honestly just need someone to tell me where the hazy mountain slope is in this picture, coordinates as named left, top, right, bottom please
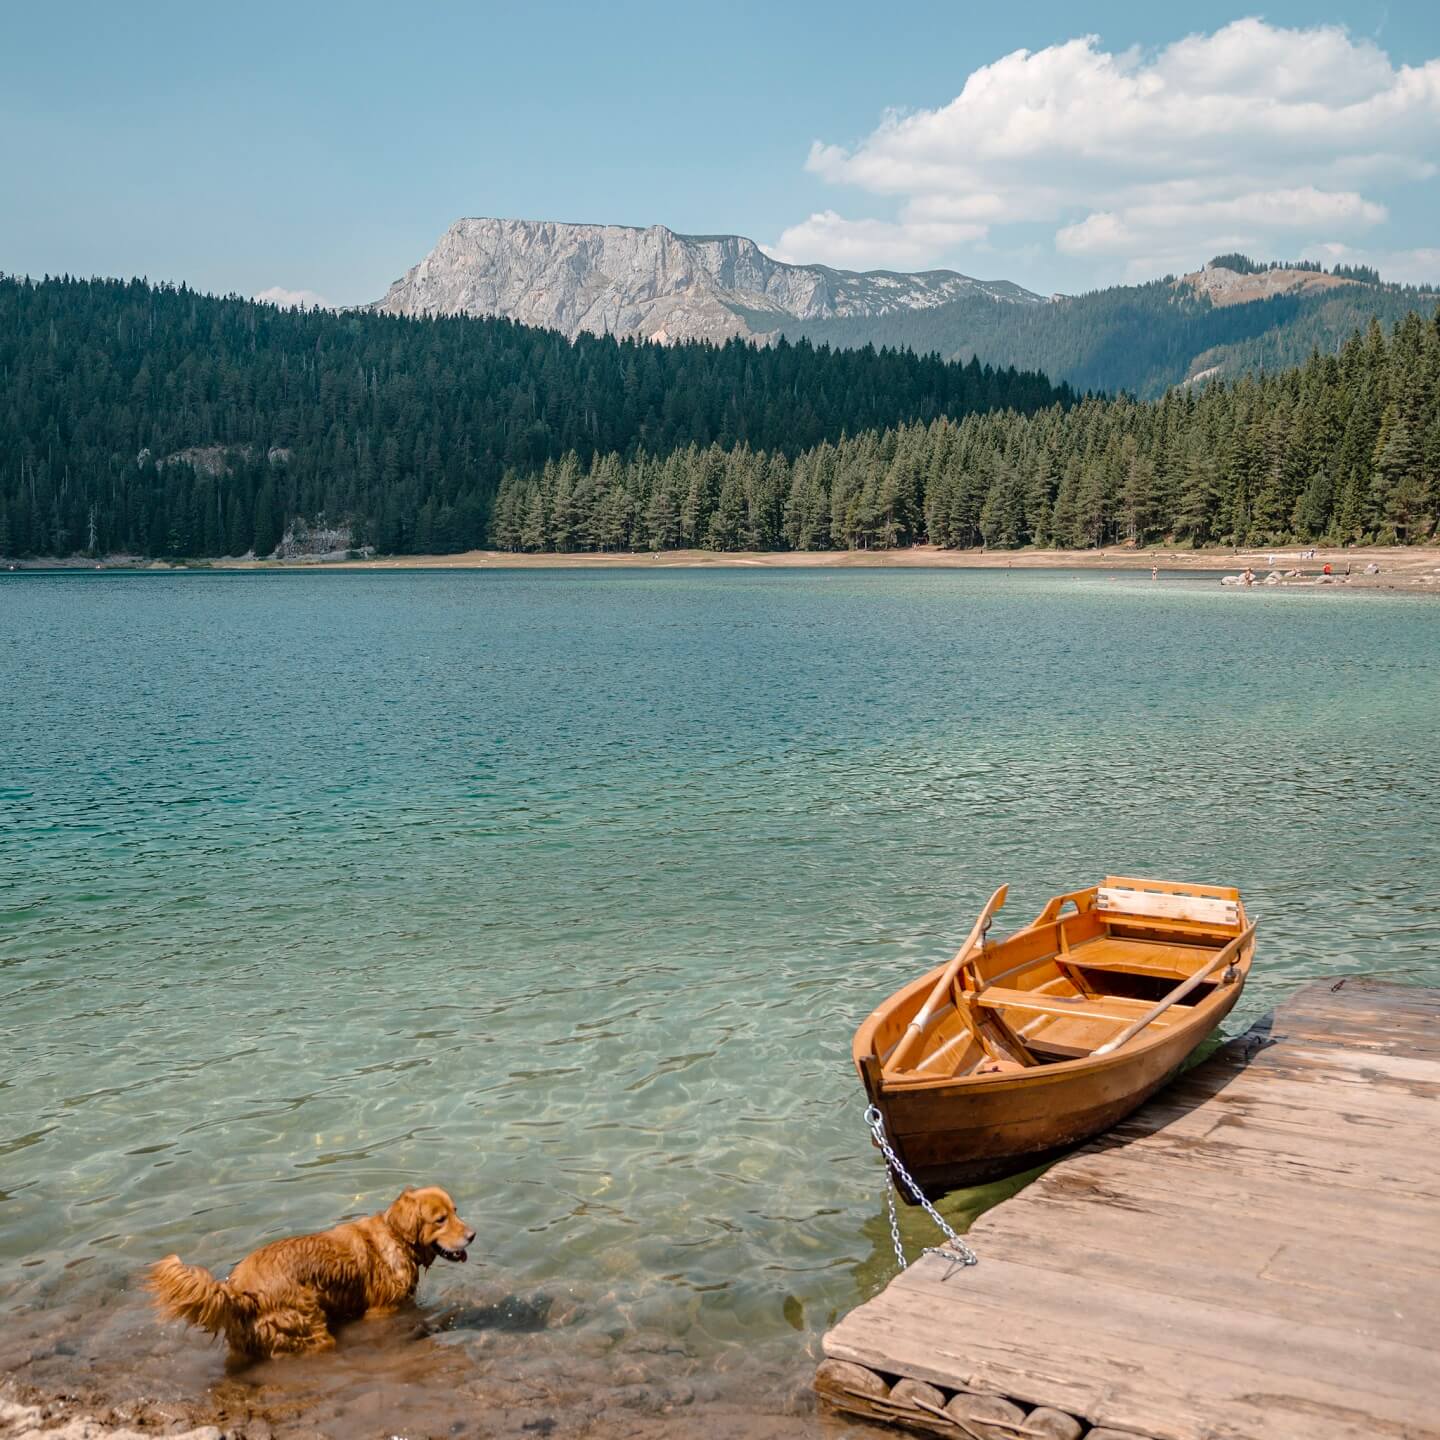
left=369, top=218, right=1042, bottom=344
left=1183, top=287, right=1440, bottom=385
left=373, top=223, right=1438, bottom=398
left=759, top=271, right=1440, bottom=397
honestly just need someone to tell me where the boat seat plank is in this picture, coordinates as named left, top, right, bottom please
left=975, top=986, right=1185, bottom=1027
left=1097, top=884, right=1239, bottom=927
left=1102, top=914, right=1241, bottom=943
left=1066, top=934, right=1224, bottom=981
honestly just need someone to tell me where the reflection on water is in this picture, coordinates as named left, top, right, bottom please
left=1, top=568, right=1437, bottom=1429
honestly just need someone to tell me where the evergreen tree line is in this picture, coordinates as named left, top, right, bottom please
left=1205, top=255, right=1381, bottom=285
left=0, top=275, right=1070, bottom=558
left=491, top=310, right=1440, bottom=553
left=1208, top=253, right=1321, bottom=275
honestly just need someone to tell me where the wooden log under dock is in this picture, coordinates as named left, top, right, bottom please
left=817, top=978, right=1440, bottom=1440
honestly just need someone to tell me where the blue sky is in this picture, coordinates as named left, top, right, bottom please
left=3, top=0, right=1438, bottom=303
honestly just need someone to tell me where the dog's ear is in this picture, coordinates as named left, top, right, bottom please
left=386, top=1188, right=424, bottom=1244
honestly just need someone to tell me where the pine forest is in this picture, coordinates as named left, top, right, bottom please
left=2, top=274, right=1437, bottom=559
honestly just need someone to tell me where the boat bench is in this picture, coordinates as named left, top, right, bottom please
left=1064, top=935, right=1224, bottom=983
left=1096, top=884, right=1239, bottom=927
left=976, top=986, right=1185, bottom=1028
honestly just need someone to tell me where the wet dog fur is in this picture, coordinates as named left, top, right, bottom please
left=148, top=1185, right=475, bottom=1360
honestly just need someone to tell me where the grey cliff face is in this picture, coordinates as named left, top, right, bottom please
left=369, top=218, right=1041, bottom=343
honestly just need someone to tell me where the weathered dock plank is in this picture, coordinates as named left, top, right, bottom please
left=819, top=979, right=1440, bottom=1440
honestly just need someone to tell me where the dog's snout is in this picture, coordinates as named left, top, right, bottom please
left=464, top=1227, right=477, bottom=1245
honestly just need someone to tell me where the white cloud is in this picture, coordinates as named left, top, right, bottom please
left=768, top=210, right=984, bottom=269
left=1373, top=248, right=1440, bottom=286
left=778, top=19, right=1440, bottom=276
left=1302, top=241, right=1440, bottom=288
left=1056, top=189, right=1387, bottom=255
left=254, top=286, right=333, bottom=310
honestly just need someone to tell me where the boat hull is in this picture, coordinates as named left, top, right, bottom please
left=864, top=977, right=1243, bottom=1198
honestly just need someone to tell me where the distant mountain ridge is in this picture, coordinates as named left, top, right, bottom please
left=369, top=218, right=1042, bottom=345
left=757, top=262, right=1440, bottom=398
left=371, top=219, right=1439, bottom=399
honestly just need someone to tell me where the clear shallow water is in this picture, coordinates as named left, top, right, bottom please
left=2, top=569, right=1438, bottom=1425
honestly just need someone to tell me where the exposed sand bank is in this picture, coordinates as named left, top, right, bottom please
left=239, top=543, right=1440, bottom=592
left=0, top=1380, right=830, bottom=1440
left=18, top=544, right=1437, bottom=591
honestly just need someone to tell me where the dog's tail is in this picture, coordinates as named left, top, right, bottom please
left=147, top=1255, right=258, bottom=1339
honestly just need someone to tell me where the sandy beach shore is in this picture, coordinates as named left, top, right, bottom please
left=0, top=1267, right=844, bottom=1440
left=310, top=542, right=1440, bottom=582
left=324, top=541, right=1440, bottom=590
left=0, top=1380, right=831, bottom=1440
left=252, top=543, right=1440, bottom=594
left=18, top=543, right=1440, bottom=591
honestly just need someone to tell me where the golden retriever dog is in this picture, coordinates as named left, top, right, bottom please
left=148, top=1185, right=475, bottom=1360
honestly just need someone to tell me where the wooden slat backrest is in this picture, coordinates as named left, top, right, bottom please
left=1096, top=884, right=1239, bottom=928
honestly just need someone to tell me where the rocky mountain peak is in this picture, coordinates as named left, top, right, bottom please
left=369, top=217, right=1042, bottom=344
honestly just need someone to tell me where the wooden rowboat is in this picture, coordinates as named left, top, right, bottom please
left=854, top=876, right=1256, bottom=1198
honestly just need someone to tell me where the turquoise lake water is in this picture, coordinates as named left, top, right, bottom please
left=2, top=568, right=1437, bottom=1424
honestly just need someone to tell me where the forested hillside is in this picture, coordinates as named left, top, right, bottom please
left=5, top=275, right=1435, bottom=560
left=491, top=310, right=1440, bottom=552
left=0, top=275, right=1068, bottom=558
left=758, top=279, right=1439, bottom=399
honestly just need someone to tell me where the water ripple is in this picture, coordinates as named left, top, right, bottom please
left=1, top=567, right=1437, bottom=1401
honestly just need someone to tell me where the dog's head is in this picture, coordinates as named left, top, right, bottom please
left=385, top=1186, right=476, bottom=1268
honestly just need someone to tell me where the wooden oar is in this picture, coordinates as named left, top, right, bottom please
left=888, top=885, right=1008, bottom=1074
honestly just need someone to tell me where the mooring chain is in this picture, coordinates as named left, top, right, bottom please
left=864, top=1105, right=978, bottom=1277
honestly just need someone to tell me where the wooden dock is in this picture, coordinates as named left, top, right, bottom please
left=817, top=979, right=1440, bottom=1440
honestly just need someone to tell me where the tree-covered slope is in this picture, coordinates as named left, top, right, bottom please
left=755, top=278, right=1440, bottom=399
left=0, top=275, right=1070, bottom=558
left=491, top=310, right=1440, bottom=553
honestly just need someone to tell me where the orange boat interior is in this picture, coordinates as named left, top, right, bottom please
left=871, top=878, right=1251, bottom=1082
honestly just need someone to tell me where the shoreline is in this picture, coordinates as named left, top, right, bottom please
left=9, top=543, right=1440, bottom=591
left=0, top=1379, right=825, bottom=1440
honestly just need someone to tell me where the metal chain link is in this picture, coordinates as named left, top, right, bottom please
left=882, top=1158, right=906, bottom=1272
left=865, top=1104, right=978, bottom=1276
